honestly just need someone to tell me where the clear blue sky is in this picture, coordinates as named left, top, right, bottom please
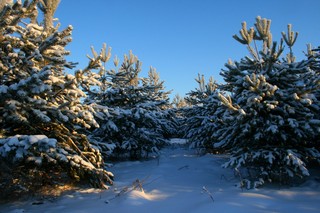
left=55, top=0, right=320, bottom=99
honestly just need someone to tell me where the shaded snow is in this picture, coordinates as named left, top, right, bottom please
left=1, top=143, right=320, bottom=213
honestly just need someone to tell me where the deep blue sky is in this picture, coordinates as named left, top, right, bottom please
left=55, top=0, right=320, bottom=98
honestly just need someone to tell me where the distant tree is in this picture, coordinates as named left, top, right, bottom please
left=172, top=94, right=187, bottom=108
left=0, top=0, right=113, bottom=198
left=215, top=17, right=320, bottom=188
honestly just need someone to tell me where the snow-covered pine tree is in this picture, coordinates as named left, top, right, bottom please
left=0, top=0, right=113, bottom=198
left=215, top=17, right=320, bottom=187
left=141, top=67, right=178, bottom=138
left=182, top=74, right=222, bottom=152
left=88, top=51, right=174, bottom=159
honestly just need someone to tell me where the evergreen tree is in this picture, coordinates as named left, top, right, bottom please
left=87, top=51, right=175, bottom=159
left=183, top=74, right=222, bottom=152
left=215, top=17, right=320, bottom=187
left=0, top=0, right=113, bottom=198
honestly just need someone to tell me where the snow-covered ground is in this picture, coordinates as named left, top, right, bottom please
left=1, top=139, right=320, bottom=213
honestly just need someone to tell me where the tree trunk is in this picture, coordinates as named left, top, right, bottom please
left=39, top=0, right=60, bottom=32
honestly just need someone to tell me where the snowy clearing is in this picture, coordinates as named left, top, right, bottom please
left=1, top=139, right=320, bottom=213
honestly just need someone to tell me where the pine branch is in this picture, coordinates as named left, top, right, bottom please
left=202, top=186, right=214, bottom=203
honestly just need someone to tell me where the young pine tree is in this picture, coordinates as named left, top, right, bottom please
left=87, top=51, right=174, bottom=159
left=0, top=0, right=113, bottom=198
left=183, top=74, right=222, bottom=152
left=215, top=17, right=320, bottom=187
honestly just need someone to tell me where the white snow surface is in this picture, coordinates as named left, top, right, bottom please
left=1, top=139, right=320, bottom=213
